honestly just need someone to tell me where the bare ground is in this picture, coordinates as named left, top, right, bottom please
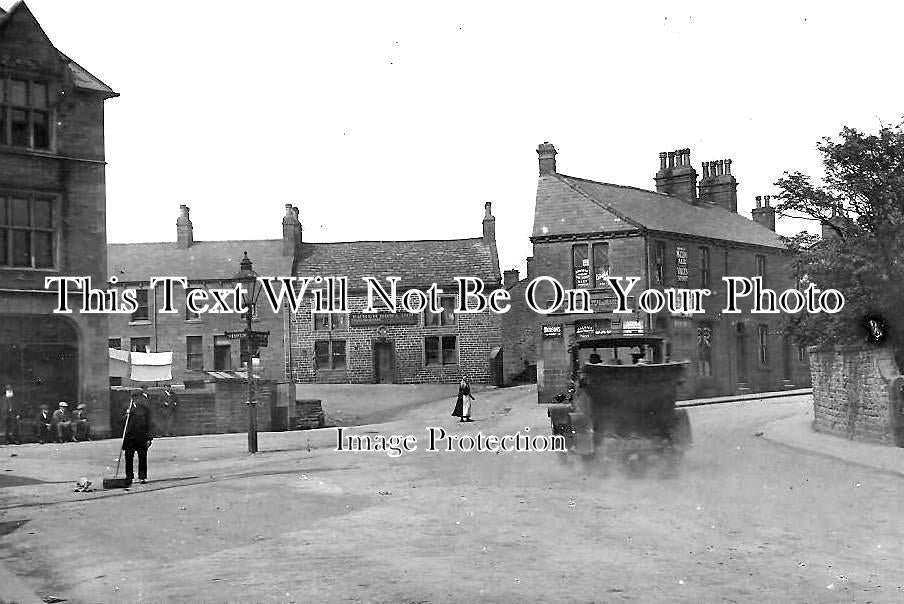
left=1, top=386, right=902, bottom=603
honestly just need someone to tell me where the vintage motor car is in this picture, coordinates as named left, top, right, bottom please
left=540, top=332, right=692, bottom=474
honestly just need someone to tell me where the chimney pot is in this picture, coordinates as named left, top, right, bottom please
left=176, top=204, right=193, bottom=248
left=503, top=269, right=520, bottom=289
left=537, top=142, right=557, bottom=175
left=752, top=194, right=776, bottom=231
left=482, top=202, right=499, bottom=282
left=667, top=151, right=675, bottom=168
left=659, top=152, right=667, bottom=171
left=698, top=158, right=739, bottom=212
left=283, top=203, right=302, bottom=255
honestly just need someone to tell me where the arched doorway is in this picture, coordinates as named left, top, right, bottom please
left=0, top=315, right=79, bottom=417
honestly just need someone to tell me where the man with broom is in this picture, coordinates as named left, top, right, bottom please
left=122, top=392, right=154, bottom=485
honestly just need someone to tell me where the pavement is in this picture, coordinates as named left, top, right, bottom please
left=761, top=402, right=904, bottom=477
left=1, top=386, right=902, bottom=603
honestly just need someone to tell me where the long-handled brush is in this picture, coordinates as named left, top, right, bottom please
left=103, top=404, right=132, bottom=489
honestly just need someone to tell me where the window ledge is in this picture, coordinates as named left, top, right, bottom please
left=128, top=320, right=152, bottom=326
left=0, top=266, right=59, bottom=272
left=0, top=146, right=106, bottom=164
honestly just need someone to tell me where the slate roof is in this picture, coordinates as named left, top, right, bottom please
left=0, top=2, right=117, bottom=97
left=294, top=238, right=500, bottom=288
left=58, top=51, right=117, bottom=96
left=533, top=173, right=786, bottom=249
left=108, top=240, right=292, bottom=283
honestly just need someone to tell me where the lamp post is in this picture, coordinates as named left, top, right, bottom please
left=233, top=251, right=260, bottom=454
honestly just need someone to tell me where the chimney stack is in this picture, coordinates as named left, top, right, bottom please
left=698, top=157, right=738, bottom=212
left=751, top=194, right=776, bottom=231
left=482, top=202, right=500, bottom=281
left=537, top=142, right=557, bottom=175
left=503, top=269, right=520, bottom=289
left=526, top=256, right=534, bottom=279
left=282, top=204, right=302, bottom=256
left=655, top=148, right=697, bottom=204
left=176, top=205, right=193, bottom=248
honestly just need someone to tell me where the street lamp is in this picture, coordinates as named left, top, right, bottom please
left=233, top=251, right=261, bottom=453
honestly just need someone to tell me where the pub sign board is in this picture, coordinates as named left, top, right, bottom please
left=541, top=324, right=563, bottom=338
left=348, top=312, right=419, bottom=327
left=574, top=319, right=615, bottom=339
left=574, top=321, right=595, bottom=339
left=676, top=246, right=689, bottom=283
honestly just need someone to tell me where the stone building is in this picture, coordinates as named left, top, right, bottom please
left=504, top=143, right=811, bottom=398
left=288, top=203, right=502, bottom=384
left=0, top=2, right=117, bottom=435
left=107, top=204, right=299, bottom=387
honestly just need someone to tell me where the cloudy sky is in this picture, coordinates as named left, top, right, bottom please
left=24, top=0, right=904, bottom=275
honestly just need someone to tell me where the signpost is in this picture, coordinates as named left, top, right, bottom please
left=225, top=330, right=270, bottom=364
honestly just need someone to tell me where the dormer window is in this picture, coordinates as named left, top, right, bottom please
left=0, top=77, right=51, bottom=150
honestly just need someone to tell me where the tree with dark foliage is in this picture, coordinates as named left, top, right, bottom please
left=775, top=123, right=904, bottom=367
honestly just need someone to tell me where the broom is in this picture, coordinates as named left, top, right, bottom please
left=103, top=402, right=133, bottom=489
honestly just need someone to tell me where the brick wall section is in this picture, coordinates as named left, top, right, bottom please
left=108, top=282, right=287, bottom=384
left=644, top=233, right=805, bottom=397
left=110, top=382, right=274, bottom=437
left=810, top=346, right=901, bottom=445
left=289, top=292, right=502, bottom=384
left=527, top=230, right=810, bottom=398
left=501, top=279, right=538, bottom=383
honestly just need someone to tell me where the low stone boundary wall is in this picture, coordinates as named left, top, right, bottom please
left=809, top=345, right=904, bottom=446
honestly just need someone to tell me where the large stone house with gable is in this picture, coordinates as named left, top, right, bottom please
left=0, top=2, right=117, bottom=436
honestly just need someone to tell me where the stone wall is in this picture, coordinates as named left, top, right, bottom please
left=288, top=293, right=502, bottom=384
left=110, top=382, right=276, bottom=437
left=809, top=345, right=904, bottom=446
left=500, top=279, right=539, bottom=384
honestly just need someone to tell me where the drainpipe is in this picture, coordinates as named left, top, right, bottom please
left=643, top=231, right=652, bottom=332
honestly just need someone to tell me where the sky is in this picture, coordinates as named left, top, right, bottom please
left=20, top=0, right=904, bottom=276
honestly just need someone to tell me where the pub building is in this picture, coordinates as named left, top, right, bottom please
left=522, top=143, right=810, bottom=398
left=288, top=203, right=503, bottom=385
left=0, top=4, right=117, bottom=436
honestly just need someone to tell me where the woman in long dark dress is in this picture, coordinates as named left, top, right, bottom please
left=451, top=377, right=475, bottom=422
